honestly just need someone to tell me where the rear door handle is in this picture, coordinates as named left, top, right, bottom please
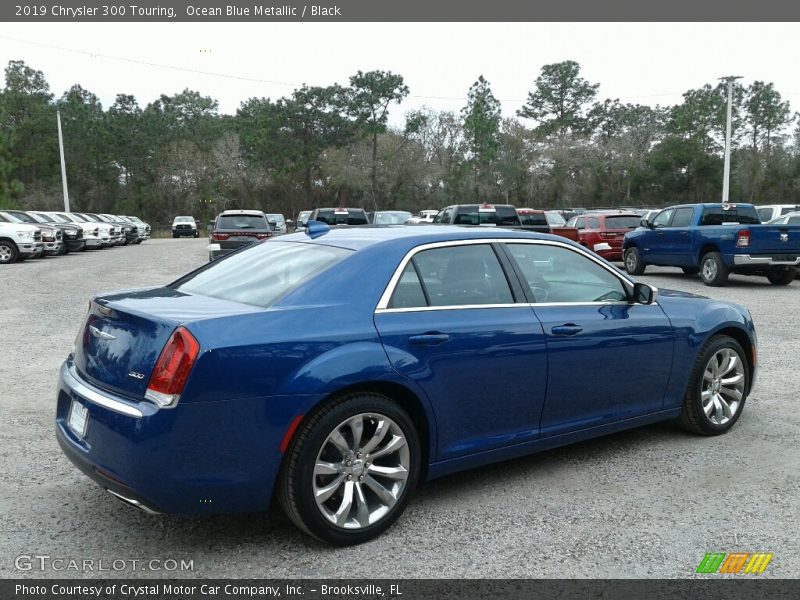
left=551, top=324, right=583, bottom=336
left=408, top=332, right=451, bottom=345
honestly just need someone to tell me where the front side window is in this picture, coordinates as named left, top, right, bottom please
left=391, top=244, right=514, bottom=308
left=506, top=243, right=629, bottom=303
left=653, top=209, right=675, bottom=228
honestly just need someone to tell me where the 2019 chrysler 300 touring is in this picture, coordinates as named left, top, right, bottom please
left=55, top=224, right=757, bottom=545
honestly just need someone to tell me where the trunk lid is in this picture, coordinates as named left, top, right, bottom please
left=74, top=287, right=262, bottom=398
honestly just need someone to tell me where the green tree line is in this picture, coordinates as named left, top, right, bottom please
left=1, top=58, right=799, bottom=225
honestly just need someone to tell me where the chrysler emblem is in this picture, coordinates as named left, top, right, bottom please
left=89, top=325, right=116, bottom=340
left=780, top=233, right=789, bottom=242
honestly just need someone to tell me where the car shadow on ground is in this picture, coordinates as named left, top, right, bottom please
left=74, top=420, right=689, bottom=552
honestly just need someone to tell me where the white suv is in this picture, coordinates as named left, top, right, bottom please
left=0, top=215, right=43, bottom=264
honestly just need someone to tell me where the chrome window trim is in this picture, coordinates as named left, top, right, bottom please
left=375, top=237, right=640, bottom=313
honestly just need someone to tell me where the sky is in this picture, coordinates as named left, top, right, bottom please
left=2, top=23, right=800, bottom=127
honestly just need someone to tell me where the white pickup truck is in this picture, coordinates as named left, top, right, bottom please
left=0, top=217, right=43, bottom=264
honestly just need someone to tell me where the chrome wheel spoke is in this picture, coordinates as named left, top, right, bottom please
left=333, top=481, right=355, bottom=526
left=721, top=373, right=744, bottom=387
left=353, top=483, right=371, bottom=527
left=363, top=474, right=396, bottom=505
left=719, top=385, right=742, bottom=402
left=314, top=460, right=341, bottom=476
left=703, top=397, right=714, bottom=417
left=315, top=474, right=345, bottom=503
left=369, top=464, right=408, bottom=481
left=328, top=429, right=351, bottom=457
left=369, top=434, right=406, bottom=460
left=360, top=418, right=389, bottom=454
left=348, top=416, right=364, bottom=451
left=717, top=394, right=733, bottom=419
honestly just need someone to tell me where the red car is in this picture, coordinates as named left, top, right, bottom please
left=566, top=211, right=642, bottom=261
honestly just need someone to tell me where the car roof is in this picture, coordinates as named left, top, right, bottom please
left=277, top=224, right=565, bottom=252
left=219, top=209, right=265, bottom=216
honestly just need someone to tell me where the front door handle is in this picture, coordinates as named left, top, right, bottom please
left=408, top=332, right=451, bottom=345
left=551, top=324, right=583, bottom=336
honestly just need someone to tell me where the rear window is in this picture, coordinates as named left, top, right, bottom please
left=701, top=206, right=760, bottom=226
left=314, top=209, right=368, bottom=226
left=604, top=215, right=642, bottom=229
left=374, top=211, right=412, bottom=225
left=173, top=242, right=350, bottom=308
left=518, top=212, right=548, bottom=226
left=545, top=212, right=566, bottom=226
left=453, top=206, right=521, bottom=226
left=217, top=215, right=269, bottom=230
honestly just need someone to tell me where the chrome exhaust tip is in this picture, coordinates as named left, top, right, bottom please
left=106, top=489, right=161, bottom=515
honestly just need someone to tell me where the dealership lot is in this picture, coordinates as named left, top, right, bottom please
left=1, top=238, right=798, bottom=578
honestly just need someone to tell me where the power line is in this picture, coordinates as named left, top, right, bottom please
left=0, top=35, right=745, bottom=105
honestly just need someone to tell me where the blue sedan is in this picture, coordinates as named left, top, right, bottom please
left=55, top=224, right=757, bottom=545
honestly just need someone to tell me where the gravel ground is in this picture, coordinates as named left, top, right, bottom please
left=1, top=239, right=798, bottom=579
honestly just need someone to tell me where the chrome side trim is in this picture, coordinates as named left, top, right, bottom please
left=375, top=237, right=637, bottom=312
left=106, top=489, right=160, bottom=514
left=733, top=254, right=800, bottom=266
left=62, top=364, right=143, bottom=418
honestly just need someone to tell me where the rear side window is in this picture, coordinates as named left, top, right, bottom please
left=757, top=208, right=772, bottom=222
left=400, top=244, right=514, bottom=307
left=586, top=217, right=600, bottom=229
left=669, top=207, right=695, bottom=228
left=701, top=206, right=760, bottom=226
left=388, top=263, right=428, bottom=309
left=173, top=242, right=350, bottom=308
left=781, top=206, right=800, bottom=216
left=217, top=215, right=269, bottom=230
left=519, top=212, right=548, bottom=226
left=604, top=215, right=642, bottom=229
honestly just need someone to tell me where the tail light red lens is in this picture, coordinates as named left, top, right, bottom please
left=212, top=232, right=230, bottom=241
left=256, top=233, right=271, bottom=239
left=736, top=230, right=751, bottom=247
left=145, top=327, right=200, bottom=408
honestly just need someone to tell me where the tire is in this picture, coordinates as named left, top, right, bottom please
left=700, top=252, right=729, bottom=286
left=679, top=335, right=749, bottom=435
left=278, top=392, right=421, bottom=546
left=194, top=231, right=199, bottom=238
left=0, top=240, right=19, bottom=264
left=682, top=267, right=700, bottom=275
left=766, top=268, right=797, bottom=286
left=624, top=247, right=646, bottom=275
left=57, top=243, right=67, bottom=256
left=172, top=232, right=178, bottom=238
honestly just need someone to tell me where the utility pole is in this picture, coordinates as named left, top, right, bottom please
left=57, top=110, right=70, bottom=212
left=720, top=76, right=742, bottom=206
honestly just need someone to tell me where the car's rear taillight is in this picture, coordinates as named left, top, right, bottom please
left=145, top=327, right=200, bottom=408
left=212, top=232, right=230, bottom=241
left=737, top=230, right=751, bottom=247
left=256, top=232, right=271, bottom=239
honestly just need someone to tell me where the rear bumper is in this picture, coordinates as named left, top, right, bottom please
left=55, top=358, right=284, bottom=516
left=733, top=254, right=800, bottom=267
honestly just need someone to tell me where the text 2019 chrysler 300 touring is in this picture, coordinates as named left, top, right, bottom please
left=56, top=224, right=756, bottom=545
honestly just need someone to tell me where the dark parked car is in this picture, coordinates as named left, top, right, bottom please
left=434, top=203, right=521, bottom=226
left=56, top=225, right=756, bottom=546
left=207, top=209, right=272, bottom=261
left=308, top=208, right=369, bottom=226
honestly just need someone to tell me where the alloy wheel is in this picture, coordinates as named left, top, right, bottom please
left=701, top=348, right=745, bottom=425
left=313, top=413, right=410, bottom=529
left=0, top=245, right=12, bottom=262
left=702, top=258, right=717, bottom=281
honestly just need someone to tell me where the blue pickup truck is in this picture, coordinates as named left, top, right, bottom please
left=623, top=203, right=800, bottom=286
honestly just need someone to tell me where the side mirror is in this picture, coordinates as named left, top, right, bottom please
left=640, top=218, right=652, bottom=229
left=632, top=282, right=657, bottom=305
